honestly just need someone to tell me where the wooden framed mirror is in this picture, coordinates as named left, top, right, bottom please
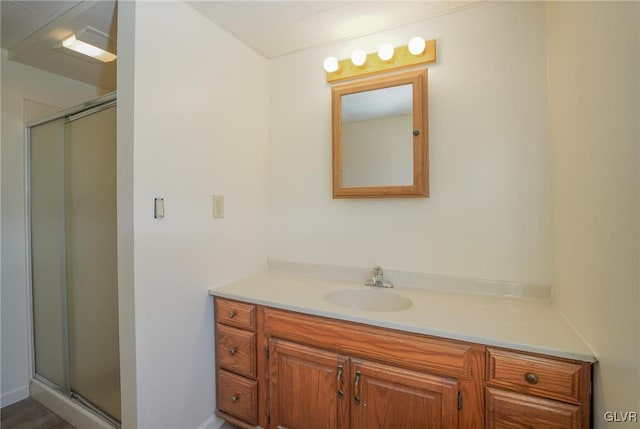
left=331, top=69, right=428, bottom=198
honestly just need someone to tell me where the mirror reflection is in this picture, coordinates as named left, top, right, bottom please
left=331, top=69, right=428, bottom=198
left=341, top=84, right=414, bottom=187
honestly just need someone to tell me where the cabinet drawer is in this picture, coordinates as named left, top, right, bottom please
left=215, top=298, right=256, bottom=330
left=217, top=370, right=258, bottom=425
left=217, top=324, right=256, bottom=377
left=487, top=348, right=586, bottom=403
left=486, top=387, right=580, bottom=429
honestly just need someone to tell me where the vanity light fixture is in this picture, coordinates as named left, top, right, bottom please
left=350, top=49, right=367, bottom=67
left=324, top=37, right=436, bottom=83
left=323, top=56, right=340, bottom=73
left=377, top=43, right=395, bottom=61
left=408, top=36, right=426, bottom=56
left=55, top=26, right=117, bottom=63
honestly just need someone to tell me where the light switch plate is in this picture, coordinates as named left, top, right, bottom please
left=212, top=195, right=224, bottom=219
left=154, top=197, right=164, bottom=219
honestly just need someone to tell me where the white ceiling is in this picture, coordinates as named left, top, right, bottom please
left=1, top=1, right=482, bottom=90
left=1, top=0, right=117, bottom=90
left=1, top=1, right=82, bottom=48
left=187, top=1, right=472, bottom=59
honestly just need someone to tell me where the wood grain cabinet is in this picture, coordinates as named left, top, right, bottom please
left=212, top=297, right=592, bottom=429
left=214, top=298, right=266, bottom=428
left=350, top=359, right=460, bottom=429
left=263, top=307, right=481, bottom=429
left=269, top=339, right=349, bottom=429
left=268, top=338, right=460, bottom=429
left=485, top=348, right=591, bottom=429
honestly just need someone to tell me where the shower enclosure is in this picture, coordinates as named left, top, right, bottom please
left=27, top=94, right=120, bottom=424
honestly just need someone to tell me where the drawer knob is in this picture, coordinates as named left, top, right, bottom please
left=228, top=348, right=237, bottom=356
left=228, top=310, right=236, bottom=318
left=230, top=394, right=239, bottom=403
left=524, top=372, right=539, bottom=384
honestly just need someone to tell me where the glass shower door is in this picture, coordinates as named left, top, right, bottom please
left=29, top=103, right=120, bottom=423
left=30, top=118, right=69, bottom=392
left=65, top=106, right=120, bottom=421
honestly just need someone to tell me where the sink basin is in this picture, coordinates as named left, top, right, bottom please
left=324, top=289, right=413, bottom=312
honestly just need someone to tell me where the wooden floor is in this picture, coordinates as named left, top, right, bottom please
left=1, top=398, right=76, bottom=429
left=1, top=398, right=239, bottom=429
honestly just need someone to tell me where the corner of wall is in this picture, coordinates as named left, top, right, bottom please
left=116, top=1, right=137, bottom=428
left=0, top=385, right=29, bottom=408
left=547, top=1, right=640, bottom=421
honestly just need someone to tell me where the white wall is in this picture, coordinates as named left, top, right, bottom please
left=126, top=2, right=268, bottom=427
left=547, top=2, right=640, bottom=427
left=0, top=49, right=105, bottom=407
left=269, top=2, right=551, bottom=286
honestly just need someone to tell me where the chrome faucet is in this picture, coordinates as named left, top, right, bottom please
left=365, top=266, right=393, bottom=288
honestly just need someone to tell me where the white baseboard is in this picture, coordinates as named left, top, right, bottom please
left=30, top=379, right=115, bottom=429
left=1, top=384, right=29, bottom=408
left=197, top=414, right=225, bottom=429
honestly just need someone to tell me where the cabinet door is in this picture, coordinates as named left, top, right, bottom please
left=269, top=338, right=349, bottom=429
left=486, top=388, right=581, bottom=429
left=351, top=359, right=459, bottom=429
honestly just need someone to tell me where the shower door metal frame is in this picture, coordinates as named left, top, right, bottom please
left=25, top=91, right=119, bottom=427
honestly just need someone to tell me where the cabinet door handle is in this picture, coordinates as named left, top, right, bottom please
left=337, top=364, right=344, bottom=399
left=228, top=348, right=237, bottom=356
left=354, top=371, right=361, bottom=405
left=228, top=310, right=236, bottom=318
left=230, top=394, right=239, bottom=403
left=524, top=372, right=539, bottom=384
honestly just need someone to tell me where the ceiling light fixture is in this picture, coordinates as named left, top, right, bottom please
left=324, top=37, right=436, bottom=83
left=61, top=35, right=116, bottom=62
left=55, top=26, right=117, bottom=63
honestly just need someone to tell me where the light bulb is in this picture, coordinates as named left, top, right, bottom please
left=377, top=43, right=394, bottom=61
left=350, top=49, right=366, bottom=67
left=323, top=56, right=339, bottom=73
left=408, top=36, right=426, bottom=55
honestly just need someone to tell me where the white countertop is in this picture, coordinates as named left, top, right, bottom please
left=209, top=271, right=596, bottom=363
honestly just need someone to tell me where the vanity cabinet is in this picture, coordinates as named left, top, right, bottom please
left=263, top=306, right=485, bottom=429
left=268, top=338, right=460, bottom=429
left=214, top=298, right=268, bottom=428
left=485, top=348, right=591, bottom=428
left=212, top=297, right=592, bottom=429
left=350, top=359, right=459, bottom=428
left=269, top=339, right=349, bottom=429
